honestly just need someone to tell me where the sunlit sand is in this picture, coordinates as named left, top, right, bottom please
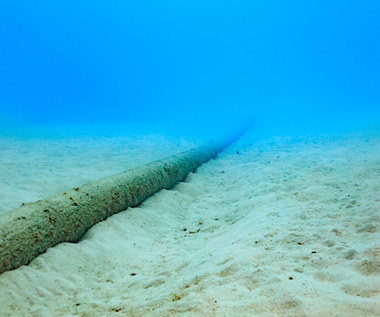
left=0, top=129, right=379, bottom=316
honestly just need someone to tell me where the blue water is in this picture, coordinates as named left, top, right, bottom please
left=0, top=0, right=379, bottom=138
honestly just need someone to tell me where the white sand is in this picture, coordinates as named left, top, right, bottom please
left=0, top=130, right=379, bottom=316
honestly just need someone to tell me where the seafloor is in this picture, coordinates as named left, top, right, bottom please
left=0, top=129, right=379, bottom=316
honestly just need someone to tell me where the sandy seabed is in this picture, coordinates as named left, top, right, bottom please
left=0, top=129, right=379, bottom=316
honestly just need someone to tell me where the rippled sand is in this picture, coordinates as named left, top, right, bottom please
left=0, top=129, right=379, bottom=316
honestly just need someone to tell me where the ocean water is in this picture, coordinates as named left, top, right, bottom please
left=1, top=0, right=379, bottom=136
left=0, top=1, right=380, bottom=316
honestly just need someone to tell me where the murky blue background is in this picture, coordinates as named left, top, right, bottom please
left=1, top=0, right=379, bottom=137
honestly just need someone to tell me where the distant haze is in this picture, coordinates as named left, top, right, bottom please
left=0, top=0, right=379, bottom=137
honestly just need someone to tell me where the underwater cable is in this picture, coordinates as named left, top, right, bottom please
left=0, top=127, right=249, bottom=274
